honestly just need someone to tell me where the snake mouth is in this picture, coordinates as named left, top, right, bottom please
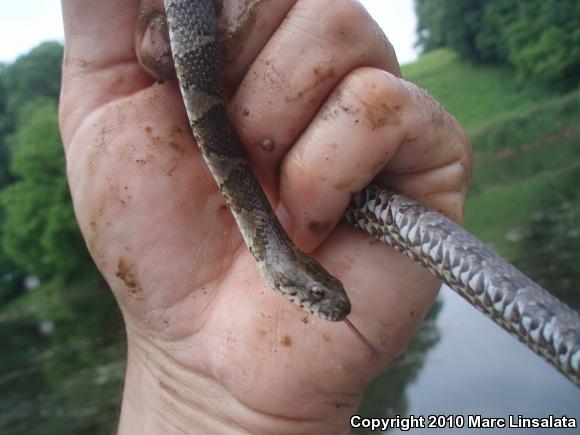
left=314, top=296, right=351, bottom=322
left=284, top=293, right=351, bottom=322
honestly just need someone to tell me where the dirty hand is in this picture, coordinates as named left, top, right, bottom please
left=59, top=0, right=471, bottom=433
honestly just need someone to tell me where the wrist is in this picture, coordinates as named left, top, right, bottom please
left=117, top=325, right=350, bottom=435
left=118, top=330, right=244, bottom=435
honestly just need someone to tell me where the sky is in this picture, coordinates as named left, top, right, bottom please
left=360, top=0, right=419, bottom=64
left=0, top=0, right=418, bottom=65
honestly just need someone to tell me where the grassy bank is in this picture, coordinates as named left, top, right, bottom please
left=402, top=49, right=580, bottom=260
left=402, top=49, right=558, bottom=132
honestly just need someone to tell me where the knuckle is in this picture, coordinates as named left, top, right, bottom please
left=326, top=0, right=372, bottom=39
left=347, top=67, right=403, bottom=99
left=335, top=68, right=406, bottom=130
left=296, top=0, right=374, bottom=47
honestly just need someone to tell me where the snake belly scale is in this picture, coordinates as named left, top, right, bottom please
left=163, top=0, right=580, bottom=386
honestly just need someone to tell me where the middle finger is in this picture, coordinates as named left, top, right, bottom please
left=228, top=0, right=401, bottom=191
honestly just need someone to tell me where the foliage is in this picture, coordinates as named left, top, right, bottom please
left=0, top=43, right=66, bottom=302
left=0, top=42, right=63, bottom=190
left=0, top=63, right=7, bottom=136
left=1, top=42, right=63, bottom=116
left=415, top=0, right=580, bottom=86
left=475, top=0, right=518, bottom=62
left=0, top=100, right=93, bottom=282
left=0, top=64, right=13, bottom=188
left=504, top=0, right=580, bottom=86
left=0, top=40, right=95, bottom=300
left=416, top=0, right=487, bottom=60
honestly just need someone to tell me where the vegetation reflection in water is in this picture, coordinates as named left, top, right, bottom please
left=0, top=283, right=124, bottom=434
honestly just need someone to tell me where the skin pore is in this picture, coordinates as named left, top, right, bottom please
left=59, top=0, right=472, bottom=434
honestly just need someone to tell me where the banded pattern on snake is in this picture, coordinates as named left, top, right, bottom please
left=163, top=0, right=580, bottom=386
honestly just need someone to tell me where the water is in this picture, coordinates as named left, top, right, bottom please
left=389, top=286, right=580, bottom=434
left=0, top=285, right=125, bottom=435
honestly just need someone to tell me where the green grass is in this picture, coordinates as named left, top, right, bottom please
left=471, top=131, right=580, bottom=195
left=402, top=49, right=558, bottom=132
left=462, top=88, right=580, bottom=250
left=464, top=162, right=580, bottom=257
left=471, top=89, right=580, bottom=158
left=468, top=89, right=580, bottom=197
left=402, top=48, right=580, bottom=264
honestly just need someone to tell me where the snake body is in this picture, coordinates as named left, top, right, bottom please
left=164, top=0, right=350, bottom=321
left=346, top=186, right=580, bottom=385
left=163, top=0, right=580, bottom=386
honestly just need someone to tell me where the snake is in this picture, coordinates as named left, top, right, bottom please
left=162, top=0, right=580, bottom=386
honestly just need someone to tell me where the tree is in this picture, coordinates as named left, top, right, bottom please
left=2, top=42, right=63, bottom=115
left=504, top=0, right=580, bottom=85
left=0, top=42, right=92, bottom=290
left=1, top=100, right=94, bottom=282
left=0, top=42, right=64, bottom=190
left=0, top=63, right=14, bottom=188
left=416, top=0, right=488, bottom=61
left=415, top=0, right=580, bottom=87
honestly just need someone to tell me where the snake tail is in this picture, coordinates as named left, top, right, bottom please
left=345, top=183, right=580, bottom=386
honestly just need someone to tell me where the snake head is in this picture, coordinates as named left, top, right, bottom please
left=267, top=248, right=352, bottom=321
left=303, top=280, right=351, bottom=321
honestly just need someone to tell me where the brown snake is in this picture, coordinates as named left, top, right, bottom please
left=163, top=0, right=580, bottom=386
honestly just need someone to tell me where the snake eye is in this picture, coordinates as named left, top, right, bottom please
left=310, top=284, right=326, bottom=301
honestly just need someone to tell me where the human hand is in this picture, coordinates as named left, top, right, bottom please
left=59, top=0, right=471, bottom=434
